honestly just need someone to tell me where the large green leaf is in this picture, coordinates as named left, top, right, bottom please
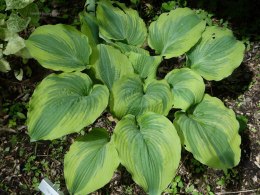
left=113, top=112, right=181, bottom=195
left=174, top=94, right=241, bottom=169
left=111, top=74, right=173, bottom=118
left=113, top=41, right=149, bottom=56
left=165, top=68, right=205, bottom=111
left=27, top=72, right=109, bottom=140
left=79, top=11, right=100, bottom=65
left=64, top=128, right=119, bottom=195
left=97, top=0, right=147, bottom=46
left=148, top=8, right=205, bottom=59
left=187, top=26, right=245, bottom=81
left=5, top=0, right=34, bottom=10
left=128, top=52, right=162, bottom=80
left=79, top=11, right=100, bottom=47
left=112, top=42, right=149, bottom=56
left=26, top=24, right=92, bottom=72
left=93, top=44, right=134, bottom=90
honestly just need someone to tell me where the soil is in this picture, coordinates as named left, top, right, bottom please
left=0, top=0, right=259, bottom=194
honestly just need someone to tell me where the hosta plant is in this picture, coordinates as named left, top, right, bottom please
left=25, top=0, right=244, bottom=194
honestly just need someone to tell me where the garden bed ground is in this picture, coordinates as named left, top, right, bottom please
left=0, top=0, right=259, bottom=194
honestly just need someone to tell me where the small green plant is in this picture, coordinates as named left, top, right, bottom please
left=165, top=175, right=184, bottom=194
left=216, top=168, right=239, bottom=187
left=2, top=101, right=27, bottom=128
left=25, top=0, right=245, bottom=194
left=0, top=0, right=40, bottom=78
left=161, top=0, right=187, bottom=11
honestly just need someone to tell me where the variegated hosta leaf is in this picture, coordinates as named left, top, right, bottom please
left=187, top=26, right=245, bottom=81
left=148, top=8, right=206, bottom=59
left=111, top=74, right=173, bottom=118
left=79, top=11, right=100, bottom=47
left=128, top=52, right=162, bottom=80
left=113, top=112, right=181, bottom=195
left=97, top=1, right=147, bottom=46
left=174, top=94, right=241, bottom=169
left=64, top=128, right=119, bottom=195
left=165, top=68, right=205, bottom=111
left=26, top=24, right=92, bottom=72
left=113, top=42, right=149, bottom=56
left=79, top=11, right=100, bottom=65
left=93, top=44, right=134, bottom=90
left=27, top=72, right=109, bottom=140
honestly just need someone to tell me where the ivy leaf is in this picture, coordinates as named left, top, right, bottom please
left=14, top=68, right=23, bottom=81
left=0, top=13, right=6, bottom=25
left=113, top=112, right=181, bottom=195
left=0, top=58, right=11, bottom=73
left=27, top=72, right=109, bottom=140
left=148, top=8, right=206, bottom=58
left=0, top=28, right=17, bottom=41
left=64, top=128, right=119, bottom=195
left=174, top=94, right=241, bottom=169
left=18, top=3, right=40, bottom=26
left=5, top=0, right=34, bottom=10
left=187, top=26, right=245, bottom=81
left=3, top=35, right=25, bottom=55
left=6, top=12, right=30, bottom=33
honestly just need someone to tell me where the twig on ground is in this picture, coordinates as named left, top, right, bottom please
left=176, top=153, right=190, bottom=174
left=216, top=188, right=260, bottom=194
left=0, top=127, right=17, bottom=133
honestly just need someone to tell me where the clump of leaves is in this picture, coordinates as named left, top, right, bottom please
left=161, top=0, right=187, bottom=11
left=0, top=0, right=40, bottom=79
left=25, top=0, right=245, bottom=194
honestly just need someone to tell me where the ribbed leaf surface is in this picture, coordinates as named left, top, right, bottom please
left=26, top=24, right=92, bottom=72
left=187, top=26, right=245, bottom=81
left=64, top=128, right=119, bottom=195
left=79, top=11, right=100, bottom=47
left=27, top=72, right=109, bottom=140
left=148, top=8, right=205, bottom=59
left=93, top=44, right=134, bottom=90
left=174, top=94, right=241, bottom=169
left=128, top=52, right=162, bottom=80
left=165, top=68, right=205, bottom=111
left=111, top=74, right=173, bottom=118
left=97, top=1, right=147, bottom=46
left=113, top=112, right=181, bottom=195
left=113, top=42, right=149, bottom=56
